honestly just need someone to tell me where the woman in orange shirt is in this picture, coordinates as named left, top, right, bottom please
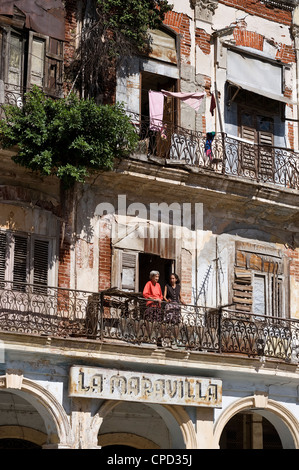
left=142, top=271, right=163, bottom=321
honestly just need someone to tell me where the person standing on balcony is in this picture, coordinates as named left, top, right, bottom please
left=163, top=273, right=184, bottom=324
left=143, top=271, right=163, bottom=322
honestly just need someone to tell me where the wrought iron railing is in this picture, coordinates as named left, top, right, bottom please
left=0, top=281, right=100, bottom=338
left=128, top=112, right=299, bottom=190
left=0, top=82, right=63, bottom=111
left=1, top=284, right=298, bottom=363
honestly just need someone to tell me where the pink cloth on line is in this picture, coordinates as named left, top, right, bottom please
left=149, top=90, right=164, bottom=130
left=161, top=90, right=206, bottom=112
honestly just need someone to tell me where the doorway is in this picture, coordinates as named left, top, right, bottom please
left=219, top=412, right=283, bottom=449
left=141, top=71, right=178, bottom=124
left=139, top=253, right=174, bottom=294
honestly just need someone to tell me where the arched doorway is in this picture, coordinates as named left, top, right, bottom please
left=214, top=395, right=299, bottom=449
left=0, top=438, right=41, bottom=449
left=219, top=411, right=282, bottom=449
left=93, top=400, right=197, bottom=449
left=0, top=374, right=73, bottom=448
left=0, top=391, right=47, bottom=448
left=97, top=401, right=182, bottom=449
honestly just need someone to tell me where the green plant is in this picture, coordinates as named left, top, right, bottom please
left=0, top=87, right=139, bottom=188
left=67, top=0, right=173, bottom=99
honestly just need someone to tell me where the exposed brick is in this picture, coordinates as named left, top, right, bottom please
left=218, top=0, right=292, bottom=25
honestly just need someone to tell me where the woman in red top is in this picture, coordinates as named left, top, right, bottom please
left=143, top=271, right=163, bottom=304
left=142, top=271, right=163, bottom=322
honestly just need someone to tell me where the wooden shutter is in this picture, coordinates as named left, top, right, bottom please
left=8, top=32, right=23, bottom=87
left=258, top=116, right=274, bottom=146
left=240, top=111, right=256, bottom=142
left=121, top=251, right=138, bottom=292
left=27, top=32, right=46, bottom=90
left=46, top=38, right=63, bottom=97
left=33, top=239, right=49, bottom=292
left=13, top=235, right=28, bottom=290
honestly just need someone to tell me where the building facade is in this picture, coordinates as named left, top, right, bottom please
left=0, top=0, right=298, bottom=449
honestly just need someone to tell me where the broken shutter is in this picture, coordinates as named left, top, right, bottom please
left=240, top=110, right=257, bottom=175
left=46, top=38, right=63, bottom=96
left=257, top=116, right=274, bottom=181
left=121, top=251, right=138, bottom=292
left=13, top=235, right=28, bottom=290
left=33, top=239, right=49, bottom=292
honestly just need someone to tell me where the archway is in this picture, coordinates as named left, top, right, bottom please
left=214, top=395, right=299, bottom=449
left=0, top=373, right=73, bottom=448
left=92, top=400, right=197, bottom=449
left=219, top=411, right=282, bottom=449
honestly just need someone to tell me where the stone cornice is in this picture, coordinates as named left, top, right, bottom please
left=1, top=331, right=298, bottom=381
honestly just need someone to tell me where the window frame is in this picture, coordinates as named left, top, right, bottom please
left=0, top=24, right=63, bottom=99
left=0, top=229, right=55, bottom=291
left=252, top=271, right=285, bottom=318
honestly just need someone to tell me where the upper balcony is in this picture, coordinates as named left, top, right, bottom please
left=1, top=282, right=298, bottom=364
left=1, top=83, right=298, bottom=192
left=129, top=112, right=299, bottom=191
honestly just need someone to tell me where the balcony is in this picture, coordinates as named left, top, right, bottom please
left=0, top=283, right=298, bottom=364
left=129, top=112, right=299, bottom=190
left=0, top=82, right=63, bottom=112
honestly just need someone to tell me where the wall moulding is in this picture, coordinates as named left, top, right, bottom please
left=191, top=0, right=219, bottom=23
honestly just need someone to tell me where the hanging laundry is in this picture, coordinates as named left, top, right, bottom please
left=210, top=93, right=216, bottom=116
left=205, top=132, right=216, bottom=161
left=148, top=90, right=164, bottom=131
left=161, top=90, right=206, bottom=112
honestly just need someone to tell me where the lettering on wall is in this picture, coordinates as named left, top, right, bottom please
left=69, top=366, right=222, bottom=408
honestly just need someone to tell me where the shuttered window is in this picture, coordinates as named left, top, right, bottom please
left=33, top=239, right=49, bottom=293
left=121, top=251, right=138, bottom=292
left=240, top=110, right=274, bottom=146
left=2, top=28, right=63, bottom=100
left=253, top=272, right=283, bottom=317
left=0, top=230, right=50, bottom=291
left=13, top=235, right=28, bottom=290
left=8, top=33, right=23, bottom=87
left=28, top=34, right=46, bottom=88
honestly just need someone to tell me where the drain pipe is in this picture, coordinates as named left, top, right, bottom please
left=291, top=5, right=299, bottom=150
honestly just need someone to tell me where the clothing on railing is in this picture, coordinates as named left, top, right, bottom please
left=149, top=90, right=206, bottom=131
left=149, top=90, right=165, bottom=131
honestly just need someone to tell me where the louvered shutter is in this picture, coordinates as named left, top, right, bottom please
left=33, top=239, right=49, bottom=293
left=13, top=235, right=28, bottom=291
left=121, top=251, right=138, bottom=292
left=27, top=32, right=46, bottom=90
left=0, top=232, right=6, bottom=285
left=258, top=116, right=274, bottom=180
left=240, top=111, right=257, bottom=174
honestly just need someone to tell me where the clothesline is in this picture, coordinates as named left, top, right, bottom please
left=148, top=89, right=216, bottom=131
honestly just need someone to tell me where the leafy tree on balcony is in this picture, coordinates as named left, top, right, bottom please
left=66, top=0, right=173, bottom=101
left=0, top=86, right=139, bottom=188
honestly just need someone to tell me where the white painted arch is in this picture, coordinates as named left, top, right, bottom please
left=91, top=400, right=198, bottom=449
left=0, top=373, right=73, bottom=448
left=214, top=394, right=299, bottom=449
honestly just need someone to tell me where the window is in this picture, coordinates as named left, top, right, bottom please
left=252, top=273, right=284, bottom=317
left=233, top=242, right=288, bottom=318
left=0, top=230, right=51, bottom=293
left=1, top=26, right=63, bottom=103
left=240, top=110, right=274, bottom=146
